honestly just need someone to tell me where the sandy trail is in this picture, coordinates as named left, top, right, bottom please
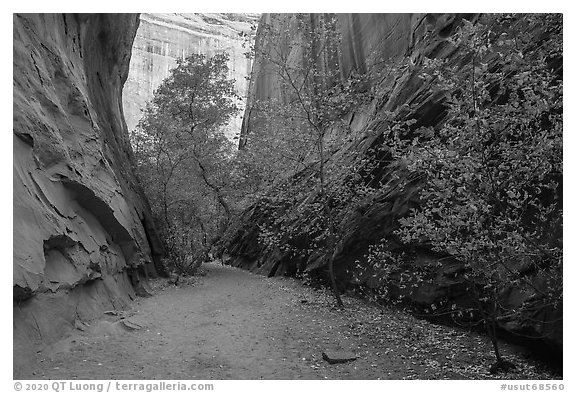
left=19, top=263, right=393, bottom=379
left=17, top=262, right=551, bottom=380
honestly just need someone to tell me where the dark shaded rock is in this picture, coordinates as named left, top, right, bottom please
left=120, top=318, right=142, bottom=331
left=129, top=269, right=153, bottom=297
left=74, top=319, right=89, bottom=331
left=322, top=351, right=358, bottom=364
left=13, top=285, right=34, bottom=301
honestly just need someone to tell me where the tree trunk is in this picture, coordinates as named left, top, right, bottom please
left=162, top=184, right=170, bottom=227
left=319, top=137, right=344, bottom=308
left=328, top=251, right=344, bottom=308
left=489, top=318, right=503, bottom=363
left=472, top=283, right=502, bottom=364
left=488, top=297, right=503, bottom=363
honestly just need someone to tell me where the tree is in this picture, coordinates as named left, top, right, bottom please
left=131, top=53, right=240, bottom=275
left=240, top=14, right=370, bottom=307
left=359, top=14, right=562, bottom=371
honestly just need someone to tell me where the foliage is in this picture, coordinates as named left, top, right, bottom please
left=153, top=53, right=239, bottom=132
left=131, top=53, right=240, bottom=274
left=358, top=13, right=562, bottom=366
left=127, top=12, right=562, bottom=372
left=239, top=13, right=372, bottom=306
left=162, top=222, right=204, bottom=276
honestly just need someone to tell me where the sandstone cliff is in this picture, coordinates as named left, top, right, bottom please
left=234, top=12, right=474, bottom=288
left=123, top=13, right=258, bottom=138
left=13, top=13, right=162, bottom=366
left=240, top=14, right=456, bottom=147
left=227, top=14, right=562, bottom=351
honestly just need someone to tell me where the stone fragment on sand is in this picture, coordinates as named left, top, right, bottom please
left=121, top=319, right=142, bottom=331
left=321, top=351, right=358, bottom=364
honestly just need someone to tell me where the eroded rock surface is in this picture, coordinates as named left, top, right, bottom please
left=13, top=13, right=163, bottom=368
left=231, top=12, right=472, bottom=298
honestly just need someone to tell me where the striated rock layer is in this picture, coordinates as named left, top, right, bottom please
left=13, top=14, right=163, bottom=368
left=122, top=13, right=258, bottom=138
left=227, top=14, right=562, bottom=352
left=240, top=13, right=452, bottom=147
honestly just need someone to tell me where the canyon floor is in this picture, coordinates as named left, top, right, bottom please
left=17, top=263, right=558, bottom=380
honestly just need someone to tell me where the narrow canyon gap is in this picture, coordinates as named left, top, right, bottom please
left=13, top=12, right=258, bottom=369
left=122, top=13, right=258, bottom=139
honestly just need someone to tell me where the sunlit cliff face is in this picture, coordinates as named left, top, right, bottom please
left=122, top=13, right=259, bottom=140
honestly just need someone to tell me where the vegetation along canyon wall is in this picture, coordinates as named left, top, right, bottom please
left=225, top=13, right=562, bottom=354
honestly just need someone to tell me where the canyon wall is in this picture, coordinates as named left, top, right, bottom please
left=240, top=14, right=454, bottom=147
left=13, top=13, right=162, bottom=368
left=234, top=12, right=472, bottom=284
left=227, top=14, right=562, bottom=351
left=123, top=13, right=258, bottom=139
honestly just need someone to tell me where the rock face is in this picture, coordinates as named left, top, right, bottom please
left=13, top=14, right=163, bottom=367
left=232, top=12, right=472, bottom=290
left=227, top=14, right=562, bottom=352
left=322, top=351, right=358, bottom=365
left=122, top=13, right=258, bottom=138
left=240, top=14, right=452, bottom=147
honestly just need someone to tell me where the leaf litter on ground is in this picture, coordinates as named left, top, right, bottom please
left=269, top=274, right=560, bottom=380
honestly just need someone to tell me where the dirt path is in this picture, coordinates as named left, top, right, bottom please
left=18, top=263, right=556, bottom=380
